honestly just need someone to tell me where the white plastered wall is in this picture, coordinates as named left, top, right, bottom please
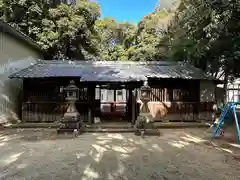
left=0, top=32, right=43, bottom=123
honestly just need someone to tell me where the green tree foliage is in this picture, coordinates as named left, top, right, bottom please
left=39, top=1, right=100, bottom=59
left=0, top=0, right=172, bottom=61
left=163, top=0, right=240, bottom=80
left=94, top=17, right=136, bottom=61
left=0, top=0, right=50, bottom=39
left=128, top=10, right=170, bottom=61
left=94, top=10, right=170, bottom=61
left=159, top=0, right=240, bottom=102
left=0, top=0, right=100, bottom=59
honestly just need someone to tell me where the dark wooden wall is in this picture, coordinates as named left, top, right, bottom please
left=22, top=78, right=92, bottom=122
left=21, top=78, right=214, bottom=123
left=144, top=78, right=213, bottom=121
left=147, top=78, right=199, bottom=102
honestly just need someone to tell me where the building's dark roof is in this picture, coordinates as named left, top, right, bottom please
left=0, top=21, right=43, bottom=53
left=9, top=60, right=218, bottom=82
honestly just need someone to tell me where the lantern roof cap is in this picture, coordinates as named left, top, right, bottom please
left=64, top=80, right=79, bottom=90
left=141, top=80, right=151, bottom=90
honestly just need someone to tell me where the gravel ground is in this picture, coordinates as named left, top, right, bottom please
left=0, top=128, right=239, bottom=180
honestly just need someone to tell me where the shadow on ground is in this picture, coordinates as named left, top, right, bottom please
left=0, top=128, right=239, bottom=180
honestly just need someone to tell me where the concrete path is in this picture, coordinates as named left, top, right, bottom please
left=0, top=128, right=239, bottom=180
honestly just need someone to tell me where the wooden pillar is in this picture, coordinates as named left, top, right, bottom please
left=164, top=88, right=167, bottom=101
left=131, top=89, right=136, bottom=125
left=128, top=88, right=132, bottom=121
left=114, top=89, right=116, bottom=101
left=195, top=80, right=200, bottom=120
left=88, top=84, right=95, bottom=125
left=128, top=88, right=137, bottom=125
left=22, top=79, right=27, bottom=122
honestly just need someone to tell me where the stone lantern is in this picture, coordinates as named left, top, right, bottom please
left=139, top=80, right=151, bottom=113
left=59, top=80, right=81, bottom=132
left=135, top=80, right=153, bottom=137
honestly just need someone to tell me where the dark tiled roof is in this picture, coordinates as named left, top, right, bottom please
left=9, top=60, right=217, bottom=82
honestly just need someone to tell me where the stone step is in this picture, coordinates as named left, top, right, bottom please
left=153, top=122, right=210, bottom=128
left=87, top=124, right=133, bottom=129
left=84, top=128, right=161, bottom=135
left=57, top=129, right=76, bottom=133
left=8, top=122, right=210, bottom=129
left=10, top=122, right=60, bottom=129
left=84, top=128, right=135, bottom=133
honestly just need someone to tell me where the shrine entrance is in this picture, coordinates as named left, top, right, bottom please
left=92, top=82, right=142, bottom=124
left=96, top=87, right=128, bottom=121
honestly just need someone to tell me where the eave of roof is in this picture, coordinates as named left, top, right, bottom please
left=9, top=60, right=220, bottom=83
left=0, top=21, right=44, bottom=54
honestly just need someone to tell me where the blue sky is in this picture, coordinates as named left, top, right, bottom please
left=97, top=0, right=158, bottom=23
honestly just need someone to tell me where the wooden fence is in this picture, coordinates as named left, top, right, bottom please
left=21, top=101, right=214, bottom=122
left=21, top=87, right=214, bottom=122
left=22, top=101, right=88, bottom=122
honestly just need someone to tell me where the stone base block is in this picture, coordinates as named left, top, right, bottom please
left=59, top=121, right=81, bottom=130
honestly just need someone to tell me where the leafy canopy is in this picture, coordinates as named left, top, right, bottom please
left=0, top=0, right=100, bottom=59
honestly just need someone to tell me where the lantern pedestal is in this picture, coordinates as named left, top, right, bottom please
left=60, top=98, right=81, bottom=130
left=58, top=81, right=82, bottom=134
